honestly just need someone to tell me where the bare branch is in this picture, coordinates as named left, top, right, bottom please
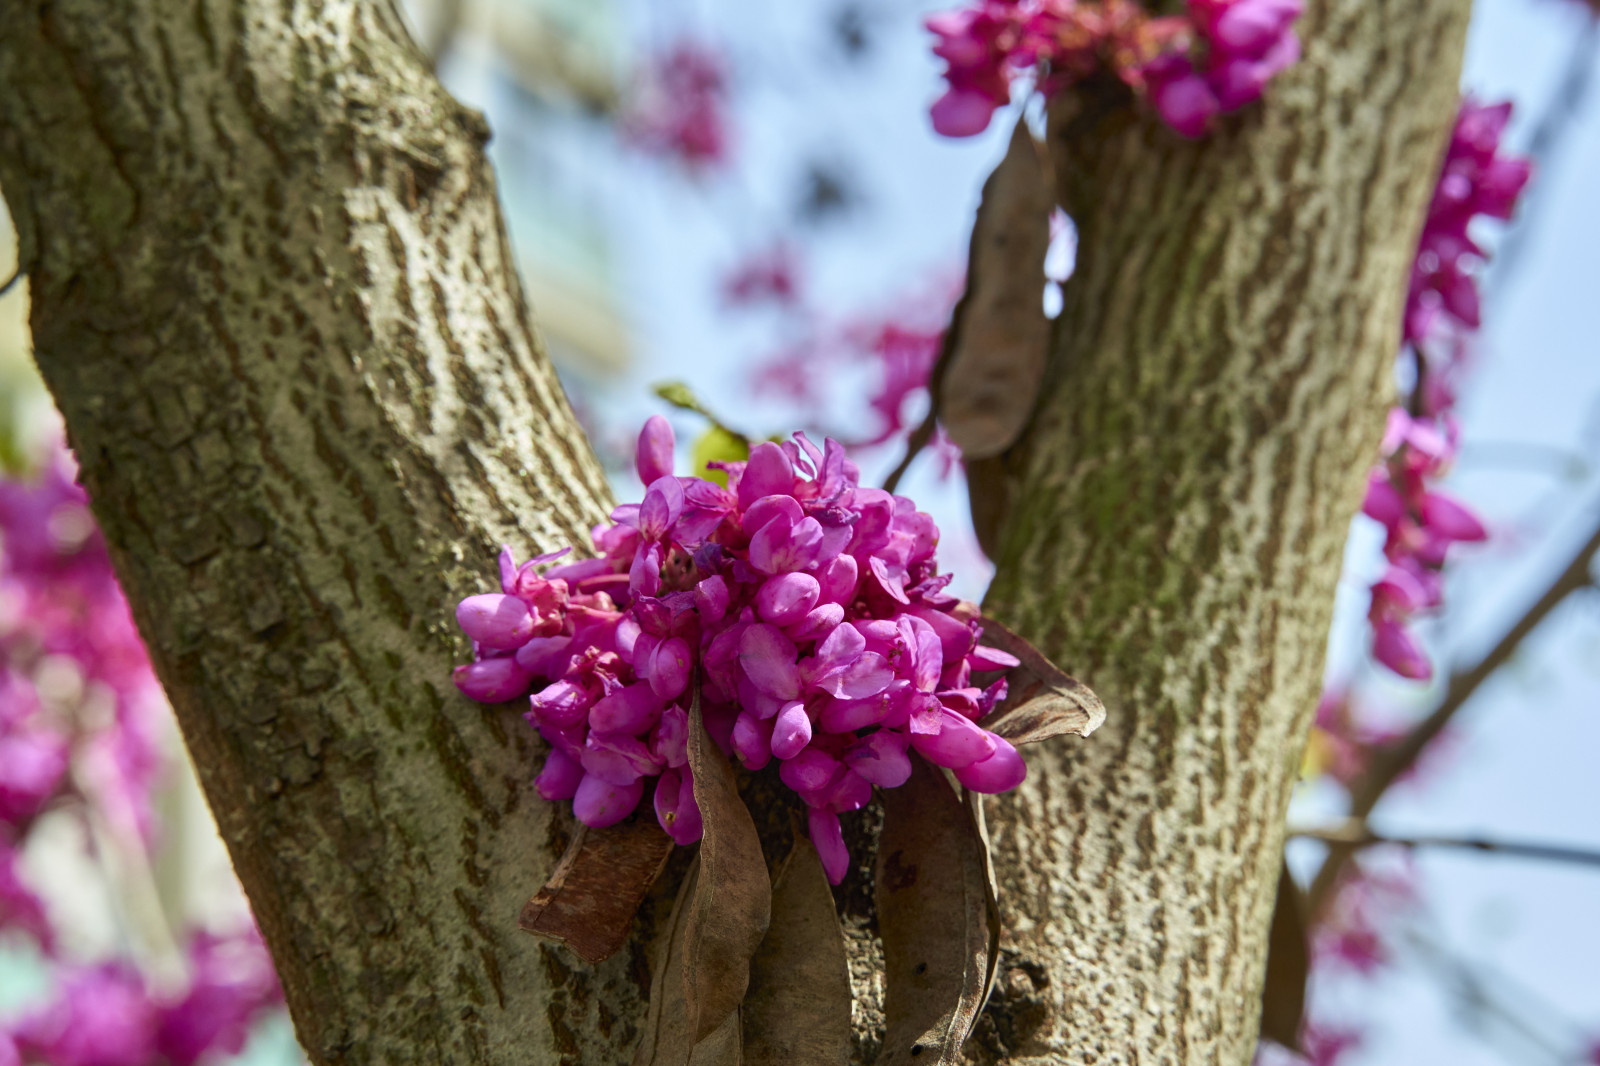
left=1291, top=819, right=1600, bottom=871
left=1307, top=514, right=1600, bottom=914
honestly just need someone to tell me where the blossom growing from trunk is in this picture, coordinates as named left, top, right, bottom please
left=453, top=419, right=1023, bottom=881
left=924, top=0, right=1304, bottom=140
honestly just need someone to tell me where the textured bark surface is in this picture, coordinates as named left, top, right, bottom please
left=976, top=1, right=1471, bottom=1063
left=0, top=2, right=629, bottom=1063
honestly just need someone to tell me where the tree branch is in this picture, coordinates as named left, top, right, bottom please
left=1308, top=514, right=1600, bottom=915
left=1291, top=819, right=1600, bottom=870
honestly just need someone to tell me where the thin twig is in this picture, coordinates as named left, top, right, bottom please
left=1290, top=819, right=1600, bottom=870
left=1402, top=926, right=1580, bottom=1066
left=1307, top=514, right=1600, bottom=915
left=881, top=407, right=937, bottom=494
left=0, top=268, right=24, bottom=300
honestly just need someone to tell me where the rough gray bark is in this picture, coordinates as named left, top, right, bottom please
left=0, top=2, right=624, bottom=1063
left=0, top=0, right=1472, bottom=1064
left=976, top=1, right=1471, bottom=1062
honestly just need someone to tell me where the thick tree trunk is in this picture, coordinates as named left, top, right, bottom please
left=977, top=2, right=1470, bottom=1063
left=0, top=0, right=1469, bottom=1064
left=0, top=3, right=623, bottom=1063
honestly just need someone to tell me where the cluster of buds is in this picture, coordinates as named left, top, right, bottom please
left=1403, top=99, right=1533, bottom=348
left=623, top=41, right=730, bottom=168
left=0, top=446, right=165, bottom=848
left=924, top=0, right=1303, bottom=139
left=1360, top=99, right=1531, bottom=681
left=1360, top=411, right=1487, bottom=679
left=453, top=417, right=1025, bottom=882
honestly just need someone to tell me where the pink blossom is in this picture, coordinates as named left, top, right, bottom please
left=155, top=930, right=283, bottom=1066
left=623, top=42, right=731, bottom=168
left=451, top=419, right=1026, bottom=881
left=925, top=0, right=1302, bottom=140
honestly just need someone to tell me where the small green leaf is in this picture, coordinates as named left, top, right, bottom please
left=692, top=427, right=749, bottom=488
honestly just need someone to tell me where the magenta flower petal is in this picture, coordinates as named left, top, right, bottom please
left=809, top=807, right=850, bottom=885
left=780, top=747, right=843, bottom=794
left=819, top=686, right=904, bottom=733
left=739, top=623, right=802, bottom=700
left=454, top=657, right=534, bottom=702
left=639, top=475, right=686, bottom=540
left=1421, top=491, right=1487, bottom=543
left=515, top=635, right=571, bottom=677
left=908, top=708, right=997, bottom=769
left=821, top=651, right=894, bottom=699
left=738, top=442, right=796, bottom=509
left=630, top=541, right=663, bottom=597
left=695, top=574, right=731, bottom=622
left=589, top=681, right=661, bottom=734
left=580, top=732, right=657, bottom=786
left=821, top=769, right=873, bottom=813
left=741, top=494, right=803, bottom=537
left=844, top=730, right=911, bottom=787
left=1361, top=470, right=1406, bottom=529
left=535, top=747, right=584, bottom=801
left=966, top=641, right=1019, bottom=673
left=649, top=636, right=693, bottom=701
left=636, top=414, right=675, bottom=486
left=930, top=87, right=1001, bottom=138
left=1152, top=70, right=1218, bottom=138
left=528, top=678, right=595, bottom=726
left=572, top=773, right=645, bottom=828
left=813, top=621, right=866, bottom=675
left=953, top=735, right=1026, bottom=793
left=732, top=710, right=774, bottom=770
left=456, top=593, right=535, bottom=651
left=1212, top=0, right=1303, bottom=56
left=653, top=704, right=689, bottom=769
left=817, top=553, right=859, bottom=605
left=1372, top=619, right=1433, bottom=680
left=788, top=603, right=844, bottom=644
left=909, top=605, right=975, bottom=662
left=770, top=701, right=813, bottom=760
left=756, top=572, right=821, bottom=626
left=655, top=768, right=704, bottom=846
left=1370, top=565, right=1428, bottom=617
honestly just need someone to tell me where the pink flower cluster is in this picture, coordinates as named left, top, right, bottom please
left=1139, top=0, right=1303, bottom=138
left=453, top=417, right=1024, bottom=882
left=1403, top=100, right=1533, bottom=348
left=1360, top=411, right=1487, bottom=680
left=924, top=0, right=1303, bottom=140
left=623, top=41, right=730, bottom=168
left=1, top=932, right=281, bottom=1066
left=1359, top=99, right=1530, bottom=681
left=1312, top=861, right=1417, bottom=976
left=0, top=445, right=165, bottom=844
